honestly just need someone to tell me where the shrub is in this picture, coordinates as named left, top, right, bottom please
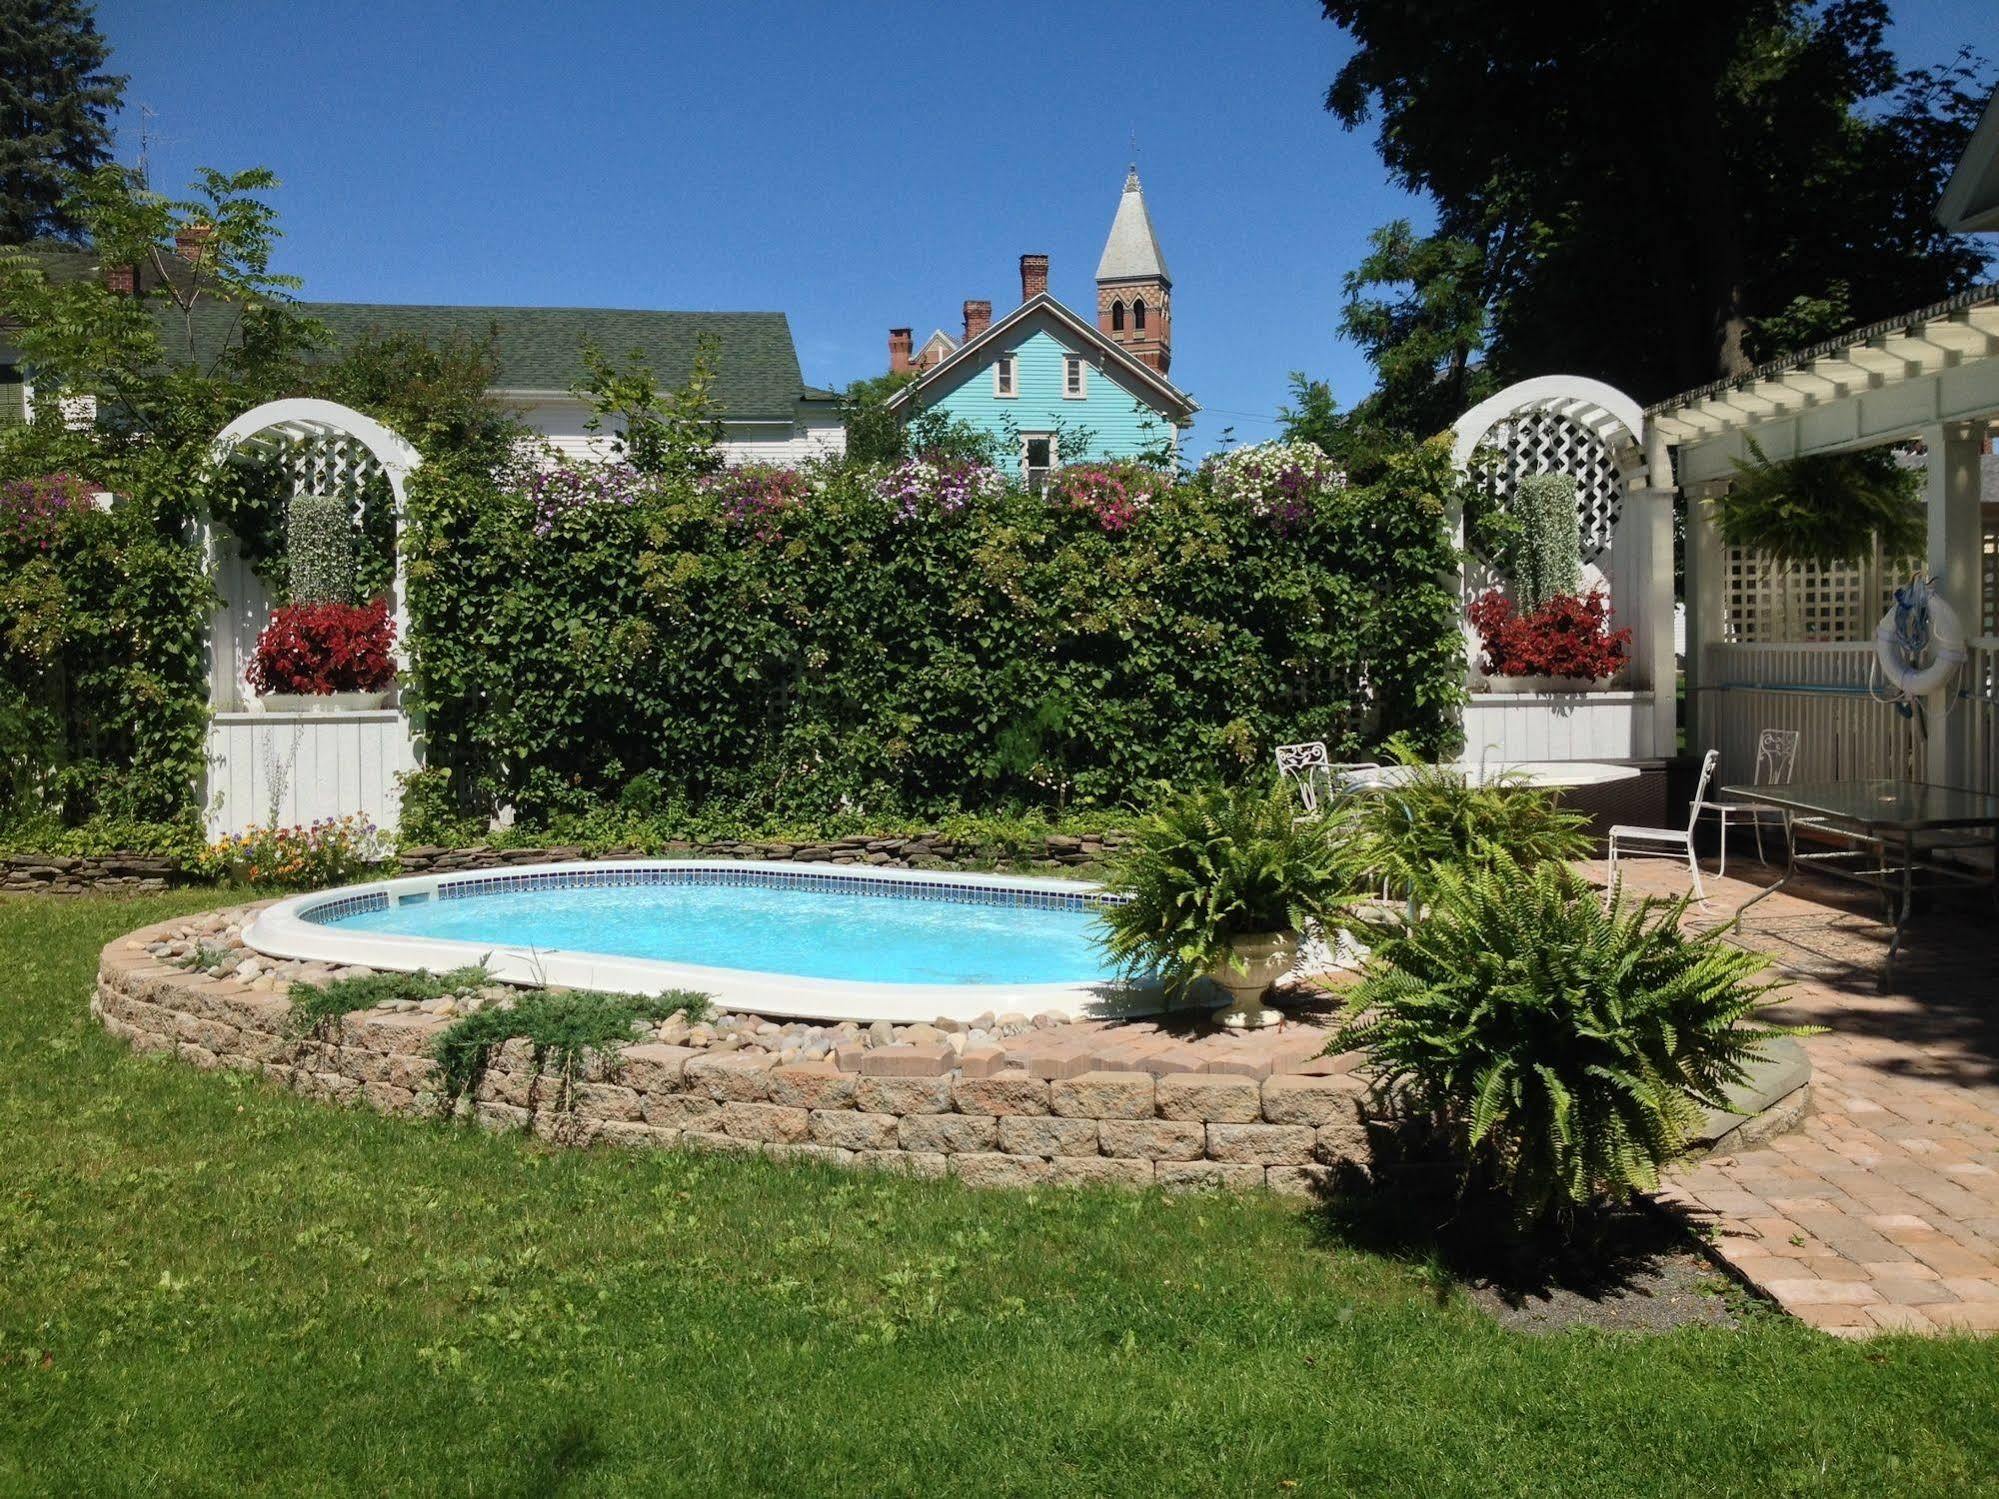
left=199, top=813, right=386, bottom=889
left=287, top=965, right=491, bottom=1037
left=1096, top=784, right=1356, bottom=998
left=1046, top=462, right=1166, bottom=533
left=246, top=598, right=397, bottom=695
left=702, top=462, right=812, bottom=540
left=1339, top=854, right=1803, bottom=1227
left=1468, top=587, right=1631, bottom=680
left=432, top=986, right=712, bottom=1108
left=1200, top=440, right=1347, bottom=532
left=1507, top=472, right=1581, bottom=608
left=1, top=472, right=96, bottom=553
left=1345, top=749, right=1591, bottom=905
left=874, top=455, right=1006, bottom=521
left=285, top=492, right=355, bottom=604
left=401, top=438, right=1465, bottom=824
left=521, top=459, right=647, bottom=537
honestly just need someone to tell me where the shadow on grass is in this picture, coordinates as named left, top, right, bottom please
left=1299, top=1168, right=1752, bottom=1333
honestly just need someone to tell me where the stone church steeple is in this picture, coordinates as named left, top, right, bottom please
left=1095, top=167, right=1172, bottom=374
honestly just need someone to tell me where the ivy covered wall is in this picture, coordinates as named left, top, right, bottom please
left=401, top=445, right=1466, bottom=826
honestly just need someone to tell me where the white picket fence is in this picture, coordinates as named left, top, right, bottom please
left=1699, top=640, right=1999, bottom=793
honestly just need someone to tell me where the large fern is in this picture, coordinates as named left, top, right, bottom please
left=1339, top=852, right=1810, bottom=1227
left=1095, top=784, right=1358, bottom=997
left=1346, top=746, right=1592, bottom=906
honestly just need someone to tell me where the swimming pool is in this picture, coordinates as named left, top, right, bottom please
left=243, top=861, right=1154, bottom=1024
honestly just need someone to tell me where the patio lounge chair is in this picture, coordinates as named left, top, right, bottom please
left=1607, top=748, right=1718, bottom=900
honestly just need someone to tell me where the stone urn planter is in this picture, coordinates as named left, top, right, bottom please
left=1207, top=931, right=1300, bottom=1030
left=257, top=690, right=389, bottom=714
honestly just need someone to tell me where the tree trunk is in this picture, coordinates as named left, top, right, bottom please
left=1669, top=11, right=1755, bottom=387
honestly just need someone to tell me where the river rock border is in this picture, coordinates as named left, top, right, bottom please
left=92, top=912, right=1382, bottom=1196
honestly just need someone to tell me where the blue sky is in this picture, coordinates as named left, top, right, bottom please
left=103, top=0, right=1991, bottom=458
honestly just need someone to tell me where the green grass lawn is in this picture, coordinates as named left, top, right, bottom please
left=3, top=893, right=1995, bottom=1497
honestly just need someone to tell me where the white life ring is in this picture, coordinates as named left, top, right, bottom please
left=1874, top=591, right=1967, bottom=696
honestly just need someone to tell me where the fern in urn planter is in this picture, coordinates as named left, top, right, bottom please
left=1096, top=785, right=1356, bottom=1028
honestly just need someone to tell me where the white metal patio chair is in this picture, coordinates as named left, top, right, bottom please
left=1607, top=748, right=1718, bottom=900
left=1693, top=728, right=1799, bottom=876
left=1274, top=742, right=1379, bottom=821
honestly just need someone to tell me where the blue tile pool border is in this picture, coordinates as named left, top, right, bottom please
left=300, top=863, right=1122, bottom=928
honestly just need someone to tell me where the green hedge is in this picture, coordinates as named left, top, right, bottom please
left=0, top=496, right=213, bottom=825
left=403, top=446, right=1464, bottom=824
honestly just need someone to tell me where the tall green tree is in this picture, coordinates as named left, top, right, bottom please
left=0, top=0, right=125, bottom=244
left=1318, top=0, right=1993, bottom=404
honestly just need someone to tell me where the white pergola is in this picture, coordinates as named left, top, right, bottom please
left=1650, top=285, right=1999, bottom=788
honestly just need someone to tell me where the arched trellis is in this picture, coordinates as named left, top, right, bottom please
left=1446, top=375, right=1676, bottom=767
left=201, top=399, right=424, bottom=837
left=1450, top=375, right=1647, bottom=564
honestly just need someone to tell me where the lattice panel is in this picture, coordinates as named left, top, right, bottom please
left=1721, top=544, right=1915, bottom=643
left=278, top=433, right=387, bottom=512
left=1474, top=407, right=1625, bottom=561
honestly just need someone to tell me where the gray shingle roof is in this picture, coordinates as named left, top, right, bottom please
left=303, top=304, right=816, bottom=420
left=1095, top=169, right=1170, bottom=284
left=3, top=246, right=831, bottom=420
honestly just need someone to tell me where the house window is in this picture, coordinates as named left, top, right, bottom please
left=1064, top=355, right=1086, bottom=398
left=1021, top=432, right=1057, bottom=494
left=994, top=354, right=1016, bottom=397
left=1110, top=299, right=1125, bottom=332
left=1133, top=299, right=1147, bottom=330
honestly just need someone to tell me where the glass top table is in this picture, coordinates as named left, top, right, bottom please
left=1721, top=779, right=1999, bottom=988
left=1724, top=780, right=1999, bottom=832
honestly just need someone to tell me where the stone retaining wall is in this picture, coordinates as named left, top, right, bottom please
left=4, top=831, right=1126, bottom=897
left=5, top=852, right=181, bottom=896
left=395, top=831, right=1125, bottom=877
left=92, top=915, right=1379, bottom=1196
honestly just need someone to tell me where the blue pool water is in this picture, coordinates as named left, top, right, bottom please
left=322, top=879, right=1120, bottom=987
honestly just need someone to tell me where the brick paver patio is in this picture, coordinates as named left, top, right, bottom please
left=1590, top=854, right=1999, bottom=1337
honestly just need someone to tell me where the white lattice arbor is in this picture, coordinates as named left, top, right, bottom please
left=201, top=399, right=424, bottom=837
left=1449, top=375, right=1677, bottom=762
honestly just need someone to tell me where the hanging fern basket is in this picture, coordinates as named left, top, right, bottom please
left=1708, top=438, right=1924, bottom=568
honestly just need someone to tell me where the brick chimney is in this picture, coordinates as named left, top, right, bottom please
left=888, top=327, right=913, bottom=374
left=962, top=299, right=992, bottom=343
left=101, top=262, right=136, bottom=296
left=1020, top=253, right=1049, bottom=302
left=174, top=221, right=215, bottom=263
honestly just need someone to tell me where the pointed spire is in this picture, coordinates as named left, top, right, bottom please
left=1096, top=166, right=1170, bottom=284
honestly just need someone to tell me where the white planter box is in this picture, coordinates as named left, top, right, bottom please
left=1461, top=690, right=1658, bottom=761
left=256, top=690, right=390, bottom=713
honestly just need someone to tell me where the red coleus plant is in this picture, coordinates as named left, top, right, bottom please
left=1468, top=587, right=1631, bottom=680
left=247, top=598, right=398, bottom=695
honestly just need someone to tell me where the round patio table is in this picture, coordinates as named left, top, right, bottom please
left=1347, top=760, right=1641, bottom=791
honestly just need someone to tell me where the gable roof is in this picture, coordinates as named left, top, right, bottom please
left=1096, top=168, right=1170, bottom=283
left=185, top=300, right=824, bottom=420
left=885, top=291, right=1196, bottom=421
left=1938, top=85, right=1999, bottom=234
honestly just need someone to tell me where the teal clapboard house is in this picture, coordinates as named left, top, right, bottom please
left=886, top=169, right=1197, bottom=483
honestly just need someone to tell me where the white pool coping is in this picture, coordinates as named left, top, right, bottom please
left=244, top=859, right=1166, bottom=1025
